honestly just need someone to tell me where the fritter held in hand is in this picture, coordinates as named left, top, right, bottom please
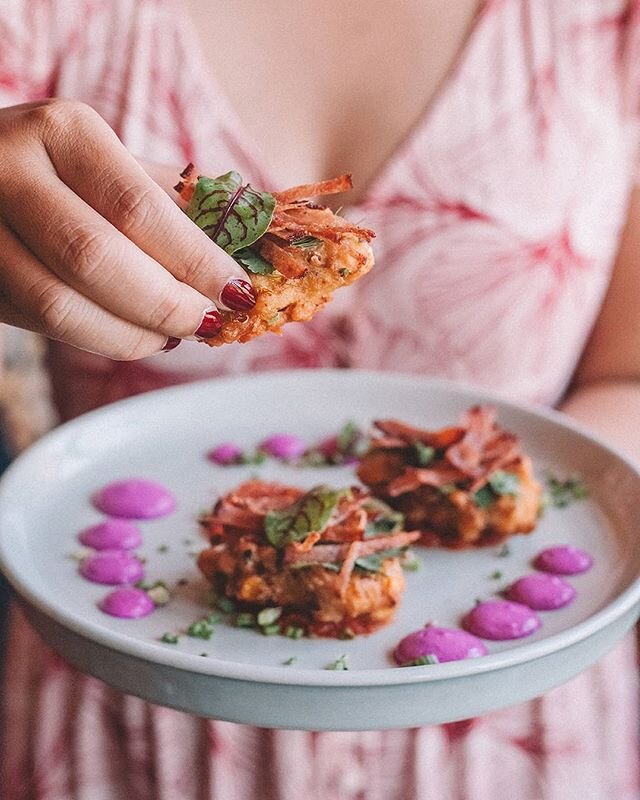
left=175, top=168, right=375, bottom=346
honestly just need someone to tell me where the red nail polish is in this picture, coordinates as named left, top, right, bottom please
left=162, top=337, right=181, bottom=352
left=220, top=279, right=256, bottom=311
left=195, top=309, right=223, bottom=339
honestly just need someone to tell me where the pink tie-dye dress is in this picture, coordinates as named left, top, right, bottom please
left=1, top=1, right=640, bottom=798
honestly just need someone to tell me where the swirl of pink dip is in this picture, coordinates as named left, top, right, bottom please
left=534, top=546, right=593, bottom=575
left=259, top=434, right=307, bottom=460
left=506, top=573, right=576, bottom=610
left=93, top=479, right=176, bottom=519
left=78, top=519, right=142, bottom=550
left=80, top=550, right=144, bottom=585
left=394, top=624, right=488, bottom=665
left=99, top=587, right=154, bottom=618
left=207, top=443, right=243, bottom=465
left=463, top=600, right=541, bottom=641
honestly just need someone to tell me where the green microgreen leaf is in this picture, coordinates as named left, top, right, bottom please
left=283, top=656, right=297, bottom=666
left=160, top=632, right=179, bottom=644
left=496, top=544, right=511, bottom=558
left=233, top=247, right=275, bottom=275
left=355, top=546, right=406, bottom=573
left=235, top=612, right=256, bottom=628
left=285, top=625, right=305, bottom=639
left=185, top=171, right=275, bottom=254
left=264, top=485, right=345, bottom=548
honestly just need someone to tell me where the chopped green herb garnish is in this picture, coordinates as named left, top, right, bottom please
left=160, top=632, right=179, bottom=644
left=473, top=485, right=495, bottom=508
left=297, top=449, right=330, bottom=467
left=235, top=612, right=256, bottom=628
left=326, top=654, right=349, bottom=671
left=285, top=625, right=305, bottom=639
left=338, top=268, right=350, bottom=278
left=241, top=450, right=268, bottom=466
left=402, top=654, right=440, bottom=667
left=187, top=619, right=214, bottom=640
left=488, top=470, right=520, bottom=496
left=207, top=611, right=223, bottom=625
left=283, top=656, right=297, bottom=666
left=545, top=475, right=589, bottom=508
left=336, top=421, right=362, bottom=453
left=414, top=442, right=436, bottom=466
left=200, top=652, right=209, bottom=657
left=257, top=607, right=282, bottom=627
left=157, top=544, right=169, bottom=553
left=497, top=544, right=511, bottom=558
left=147, top=583, right=172, bottom=606
left=490, top=570, right=503, bottom=580
left=400, top=551, right=421, bottom=571
left=261, top=624, right=281, bottom=636
left=216, top=596, right=236, bottom=614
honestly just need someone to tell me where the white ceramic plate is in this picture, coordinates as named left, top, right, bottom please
left=1, top=370, right=639, bottom=731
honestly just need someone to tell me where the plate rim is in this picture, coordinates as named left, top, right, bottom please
left=1, top=368, right=639, bottom=688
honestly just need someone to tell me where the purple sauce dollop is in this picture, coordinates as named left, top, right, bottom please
left=394, top=624, right=488, bottom=665
left=99, top=587, right=154, bottom=618
left=534, top=546, right=593, bottom=575
left=259, top=434, right=307, bottom=461
left=79, top=519, right=142, bottom=551
left=506, top=573, right=576, bottom=610
left=207, top=443, right=243, bottom=465
left=463, top=600, right=541, bottom=641
left=80, top=550, right=144, bottom=585
left=93, top=479, right=176, bottom=519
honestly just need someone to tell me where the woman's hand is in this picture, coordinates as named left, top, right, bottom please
left=0, top=99, right=256, bottom=359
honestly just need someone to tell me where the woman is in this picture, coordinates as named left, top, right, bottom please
left=0, top=1, right=639, bottom=797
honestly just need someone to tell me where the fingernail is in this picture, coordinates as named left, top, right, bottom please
left=162, top=337, right=181, bottom=352
left=219, top=278, right=256, bottom=312
left=195, top=308, right=223, bottom=339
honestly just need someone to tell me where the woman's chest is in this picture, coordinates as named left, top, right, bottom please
left=185, top=0, right=480, bottom=200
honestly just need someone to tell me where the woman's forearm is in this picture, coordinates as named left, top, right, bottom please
left=560, top=379, right=640, bottom=464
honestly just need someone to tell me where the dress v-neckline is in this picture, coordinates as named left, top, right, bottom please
left=174, top=0, right=490, bottom=209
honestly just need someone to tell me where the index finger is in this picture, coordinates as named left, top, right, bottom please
left=42, top=102, right=254, bottom=310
